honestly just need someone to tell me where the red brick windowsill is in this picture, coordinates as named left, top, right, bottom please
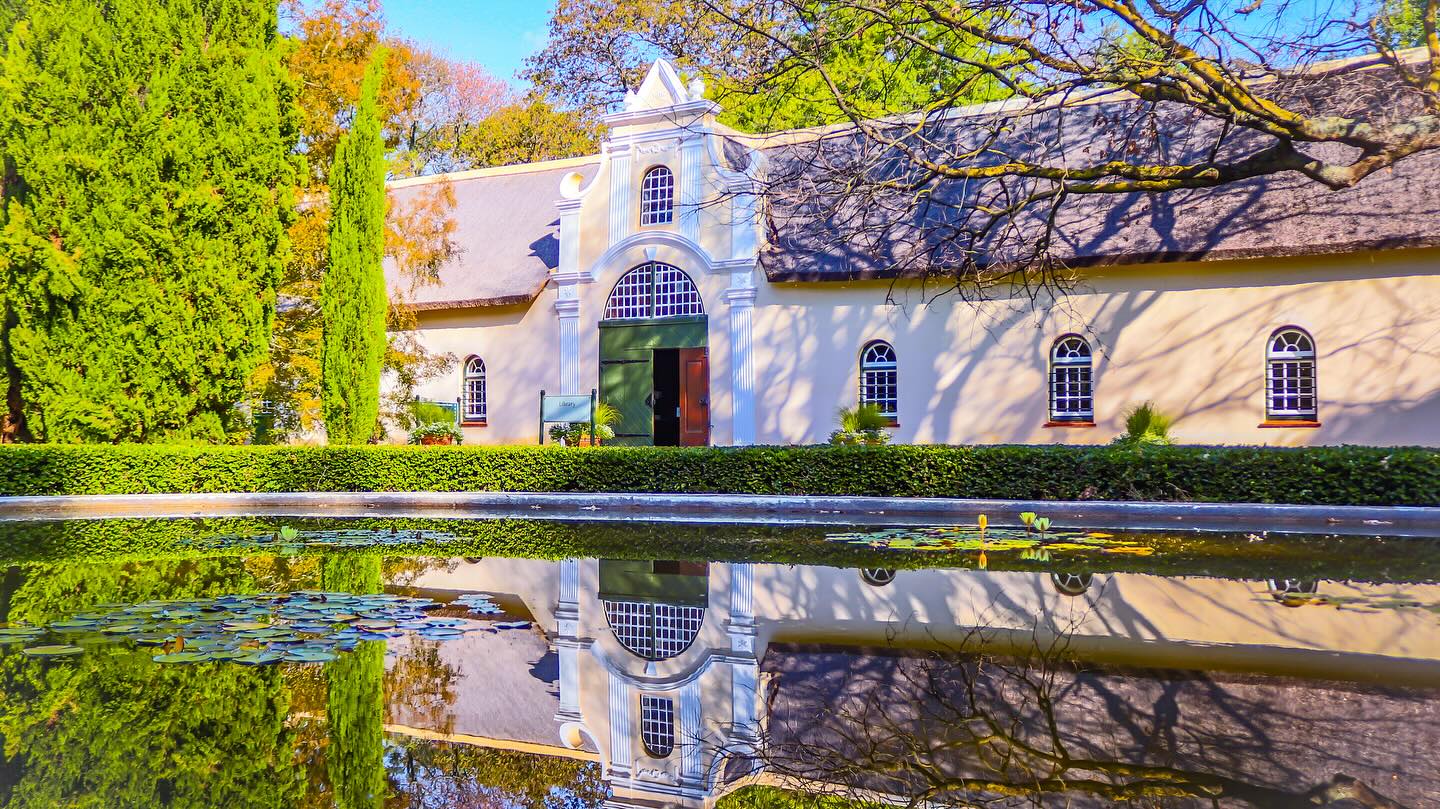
left=1258, top=420, right=1321, bottom=428
left=1044, top=421, right=1096, bottom=428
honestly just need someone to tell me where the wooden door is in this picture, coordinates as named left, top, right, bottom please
left=599, top=356, right=654, bottom=445
left=678, top=347, right=710, bottom=446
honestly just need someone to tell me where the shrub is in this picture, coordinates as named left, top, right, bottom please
left=830, top=404, right=892, bottom=446
left=0, top=443, right=1435, bottom=506
left=1116, top=401, right=1174, bottom=446
left=407, top=422, right=463, bottom=445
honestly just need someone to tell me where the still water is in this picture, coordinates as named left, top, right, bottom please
left=0, top=516, right=1436, bottom=808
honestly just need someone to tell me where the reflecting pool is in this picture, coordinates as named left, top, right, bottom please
left=0, top=516, right=1436, bottom=807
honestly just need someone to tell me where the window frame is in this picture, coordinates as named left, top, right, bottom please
left=461, top=356, right=487, bottom=424
left=602, top=262, right=704, bottom=321
left=858, top=340, right=899, bottom=422
left=1264, top=327, right=1318, bottom=423
left=639, top=694, right=676, bottom=758
left=1048, top=334, right=1094, bottom=424
left=639, top=165, right=675, bottom=227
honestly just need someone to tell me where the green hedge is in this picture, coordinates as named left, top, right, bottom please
left=0, top=443, right=1436, bottom=505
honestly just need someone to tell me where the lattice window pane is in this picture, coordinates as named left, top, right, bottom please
left=1049, top=337, right=1093, bottom=421
left=463, top=358, right=487, bottom=421
left=640, top=167, right=675, bottom=226
left=604, top=262, right=703, bottom=321
left=640, top=695, right=675, bottom=758
left=653, top=264, right=704, bottom=318
left=603, top=599, right=704, bottom=660
left=859, top=342, right=899, bottom=418
left=604, top=265, right=655, bottom=320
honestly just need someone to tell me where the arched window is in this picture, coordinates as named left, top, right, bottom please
left=860, top=568, right=896, bottom=587
left=1266, top=327, right=1317, bottom=421
left=462, top=357, right=486, bottom=422
left=1049, top=335, right=1093, bottom=422
left=603, top=262, right=704, bottom=320
left=1050, top=572, right=1094, bottom=597
left=639, top=166, right=674, bottom=226
left=640, top=695, right=675, bottom=758
left=859, top=341, right=898, bottom=420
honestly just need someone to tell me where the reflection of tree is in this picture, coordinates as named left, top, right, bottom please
left=752, top=636, right=1421, bottom=808
left=324, top=553, right=388, bottom=809
left=385, top=640, right=458, bottom=735
left=383, top=740, right=608, bottom=809
left=5, top=557, right=258, bottom=624
left=0, top=650, right=297, bottom=807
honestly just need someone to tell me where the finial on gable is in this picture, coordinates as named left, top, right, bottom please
left=624, top=59, right=708, bottom=112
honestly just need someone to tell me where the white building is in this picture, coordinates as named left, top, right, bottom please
left=387, top=60, right=1440, bottom=447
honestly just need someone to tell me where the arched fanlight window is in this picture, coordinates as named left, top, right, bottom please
left=1050, top=572, right=1094, bottom=597
left=640, top=695, right=675, bottom=758
left=603, top=262, right=704, bottom=321
left=859, top=341, right=898, bottom=420
left=860, top=568, right=896, bottom=587
left=639, top=166, right=675, bottom=226
left=1049, top=335, right=1094, bottom=422
left=604, top=599, right=704, bottom=660
left=462, top=357, right=486, bottom=422
left=1266, top=327, right=1317, bottom=421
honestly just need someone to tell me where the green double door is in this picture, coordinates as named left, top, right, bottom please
left=599, top=316, right=710, bottom=447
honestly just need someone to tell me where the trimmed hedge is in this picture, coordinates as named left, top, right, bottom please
left=0, top=443, right=1436, bottom=505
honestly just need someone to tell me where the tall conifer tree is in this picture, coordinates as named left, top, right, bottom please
left=321, top=46, right=388, bottom=445
left=0, top=0, right=300, bottom=442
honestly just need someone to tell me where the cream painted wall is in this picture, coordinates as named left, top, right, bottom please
left=400, top=246, right=1440, bottom=447
left=751, top=247, right=1440, bottom=447
left=401, top=302, right=559, bottom=445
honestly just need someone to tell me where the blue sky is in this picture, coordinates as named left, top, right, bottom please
left=383, top=1, right=554, bottom=85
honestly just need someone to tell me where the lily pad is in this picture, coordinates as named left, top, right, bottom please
left=23, top=645, right=84, bottom=657
left=152, top=651, right=211, bottom=664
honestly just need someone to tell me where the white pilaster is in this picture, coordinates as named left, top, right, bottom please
left=679, top=136, right=704, bottom=242
left=555, top=289, right=581, bottom=394
left=731, top=662, right=760, bottom=742
left=554, top=559, right=582, bottom=721
left=608, top=674, right=634, bottom=775
left=679, top=681, right=704, bottom=784
left=724, top=283, right=757, bottom=446
left=608, top=147, right=633, bottom=247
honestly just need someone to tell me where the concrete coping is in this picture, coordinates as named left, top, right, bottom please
left=0, top=491, right=1438, bottom=537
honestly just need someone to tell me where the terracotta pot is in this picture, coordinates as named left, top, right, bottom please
left=419, top=435, right=454, bottom=446
left=575, top=435, right=601, bottom=447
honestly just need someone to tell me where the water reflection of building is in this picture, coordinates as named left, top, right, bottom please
left=403, top=559, right=1440, bottom=808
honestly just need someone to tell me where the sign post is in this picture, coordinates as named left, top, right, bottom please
left=539, top=389, right=599, bottom=445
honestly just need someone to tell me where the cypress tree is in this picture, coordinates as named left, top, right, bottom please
left=321, top=47, right=388, bottom=445
left=0, top=0, right=301, bottom=443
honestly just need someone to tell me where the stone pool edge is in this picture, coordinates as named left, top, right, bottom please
left=1, top=491, right=1438, bottom=535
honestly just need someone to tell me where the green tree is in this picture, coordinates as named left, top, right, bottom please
left=323, top=554, right=386, bottom=809
left=0, top=0, right=301, bottom=443
left=322, top=47, right=389, bottom=444
left=523, top=0, right=1008, bottom=132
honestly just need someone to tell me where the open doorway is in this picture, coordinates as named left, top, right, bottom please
left=651, top=347, right=709, bottom=447
left=653, top=349, right=681, bottom=446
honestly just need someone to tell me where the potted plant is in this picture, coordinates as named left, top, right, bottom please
left=408, top=422, right=463, bottom=446
left=829, top=403, right=892, bottom=446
